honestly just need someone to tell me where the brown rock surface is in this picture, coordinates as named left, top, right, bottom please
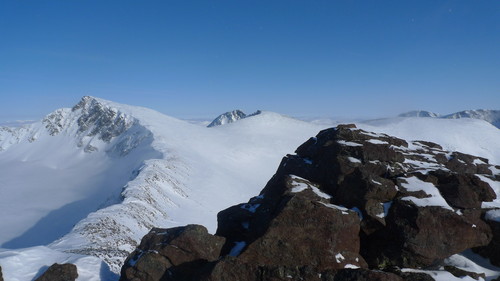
left=34, top=263, right=78, bottom=281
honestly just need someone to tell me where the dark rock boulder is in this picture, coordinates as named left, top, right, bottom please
left=363, top=200, right=491, bottom=268
left=473, top=210, right=500, bottom=266
left=228, top=175, right=367, bottom=271
left=0, top=265, right=3, bottom=281
left=276, top=125, right=496, bottom=268
left=34, top=263, right=78, bottom=281
left=120, top=224, right=225, bottom=281
left=427, top=171, right=496, bottom=209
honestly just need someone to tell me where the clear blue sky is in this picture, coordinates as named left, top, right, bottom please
left=1, top=0, right=499, bottom=122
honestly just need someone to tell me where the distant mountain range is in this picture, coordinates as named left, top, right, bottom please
left=399, top=109, right=500, bottom=128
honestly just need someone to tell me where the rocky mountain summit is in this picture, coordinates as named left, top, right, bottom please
left=207, top=110, right=262, bottom=127
left=120, top=124, right=500, bottom=280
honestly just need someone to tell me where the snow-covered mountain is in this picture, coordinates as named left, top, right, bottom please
left=398, top=109, right=500, bottom=128
left=207, top=109, right=247, bottom=127
left=398, top=110, right=440, bottom=118
left=206, top=109, right=262, bottom=127
left=1, top=97, right=500, bottom=280
left=443, top=109, right=500, bottom=128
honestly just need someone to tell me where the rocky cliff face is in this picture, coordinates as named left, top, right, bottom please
left=121, top=124, right=500, bottom=280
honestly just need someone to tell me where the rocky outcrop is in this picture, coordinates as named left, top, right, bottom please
left=120, top=225, right=225, bottom=281
left=217, top=175, right=366, bottom=271
left=72, top=96, right=135, bottom=143
left=34, top=263, right=78, bottom=281
left=0, top=265, right=3, bottom=281
left=281, top=124, right=494, bottom=268
left=120, top=124, right=500, bottom=280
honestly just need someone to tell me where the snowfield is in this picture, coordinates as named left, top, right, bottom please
left=1, top=97, right=499, bottom=280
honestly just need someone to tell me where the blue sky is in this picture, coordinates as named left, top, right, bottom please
left=0, top=1, right=499, bottom=122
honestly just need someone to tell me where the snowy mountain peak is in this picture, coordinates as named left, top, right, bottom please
left=207, top=109, right=247, bottom=127
left=443, top=109, right=500, bottom=128
left=398, top=110, right=440, bottom=118
left=207, top=109, right=264, bottom=127
left=70, top=96, right=136, bottom=143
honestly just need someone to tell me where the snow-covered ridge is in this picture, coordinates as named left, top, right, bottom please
left=398, top=109, right=500, bottom=128
left=443, top=109, right=500, bottom=128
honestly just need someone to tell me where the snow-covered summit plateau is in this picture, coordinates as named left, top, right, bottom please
left=1, top=97, right=500, bottom=280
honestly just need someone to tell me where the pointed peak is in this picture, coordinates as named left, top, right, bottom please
left=207, top=110, right=248, bottom=127
left=71, top=96, right=103, bottom=112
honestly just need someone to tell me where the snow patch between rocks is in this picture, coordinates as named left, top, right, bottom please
left=399, top=176, right=454, bottom=210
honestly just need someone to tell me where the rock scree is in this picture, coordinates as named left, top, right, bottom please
left=120, top=124, right=500, bottom=280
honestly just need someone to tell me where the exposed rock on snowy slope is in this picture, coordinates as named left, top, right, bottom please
left=207, top=109, right=262, bottom=127
left=207, top=110, right=247, bottom=127
left=121, top=124, right=500, bottom=281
